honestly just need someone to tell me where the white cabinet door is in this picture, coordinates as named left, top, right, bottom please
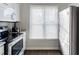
left=0, top=6, right=5, bottom=20
left=0, top=3, right=20, bottom=22
left=0, top=45, right=4, bottom=55
left=8, top=3, right=20, bottom=21
left=0, top=4, right=11, bottom=21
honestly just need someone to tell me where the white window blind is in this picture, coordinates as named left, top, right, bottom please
left=29, top=6, right=58, bottom=39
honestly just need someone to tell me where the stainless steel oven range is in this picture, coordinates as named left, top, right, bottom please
left=8, top=34, right=24, bottom=55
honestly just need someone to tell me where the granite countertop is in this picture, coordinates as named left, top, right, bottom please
left=0, top=42, right=5, bottom=46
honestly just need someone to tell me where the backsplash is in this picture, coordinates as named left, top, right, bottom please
left=0, top=22, right=15, bottom=29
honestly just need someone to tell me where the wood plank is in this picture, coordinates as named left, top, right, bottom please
left=24, top=50, right=61, bottom=55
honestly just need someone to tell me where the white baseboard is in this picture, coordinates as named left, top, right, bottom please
left=25, top=47, right=59, bottom=50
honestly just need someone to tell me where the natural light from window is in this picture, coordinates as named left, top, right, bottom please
left=29, top=5, right=58, bottom=39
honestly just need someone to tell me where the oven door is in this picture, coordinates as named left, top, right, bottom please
left=8, top=35, right=24, bottom=55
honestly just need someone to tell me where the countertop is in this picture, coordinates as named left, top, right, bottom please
left=0, top=42, right=5, bottom=46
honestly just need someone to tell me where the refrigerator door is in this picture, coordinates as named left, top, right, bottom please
left=59, top=7, right=70, bottom=55
left=59, top=6, right=77, bottom=55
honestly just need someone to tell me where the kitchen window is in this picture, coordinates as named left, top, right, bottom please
left=29, top=5, right=58, bottom=39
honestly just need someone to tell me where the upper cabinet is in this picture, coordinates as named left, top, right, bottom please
left=0, top=3, right=20, bottom=22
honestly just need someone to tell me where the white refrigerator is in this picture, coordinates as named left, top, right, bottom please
left=59, top=6, right=77, bottom=55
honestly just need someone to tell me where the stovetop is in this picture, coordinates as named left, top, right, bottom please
left=7, top=33, right=23, bottom=43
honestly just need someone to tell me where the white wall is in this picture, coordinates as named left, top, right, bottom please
left=20, top=3, right=71, bottom=50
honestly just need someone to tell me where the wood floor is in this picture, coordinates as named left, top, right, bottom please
left=24, top=50, right=61, bottom=55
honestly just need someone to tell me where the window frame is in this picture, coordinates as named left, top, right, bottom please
left=29, top=5, right=59, bottom=40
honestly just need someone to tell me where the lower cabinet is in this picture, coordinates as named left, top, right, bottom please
left=0, top=42, right=5, bottom=55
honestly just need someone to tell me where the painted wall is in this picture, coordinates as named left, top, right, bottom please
left=20, top=3, right=71, bottom=50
